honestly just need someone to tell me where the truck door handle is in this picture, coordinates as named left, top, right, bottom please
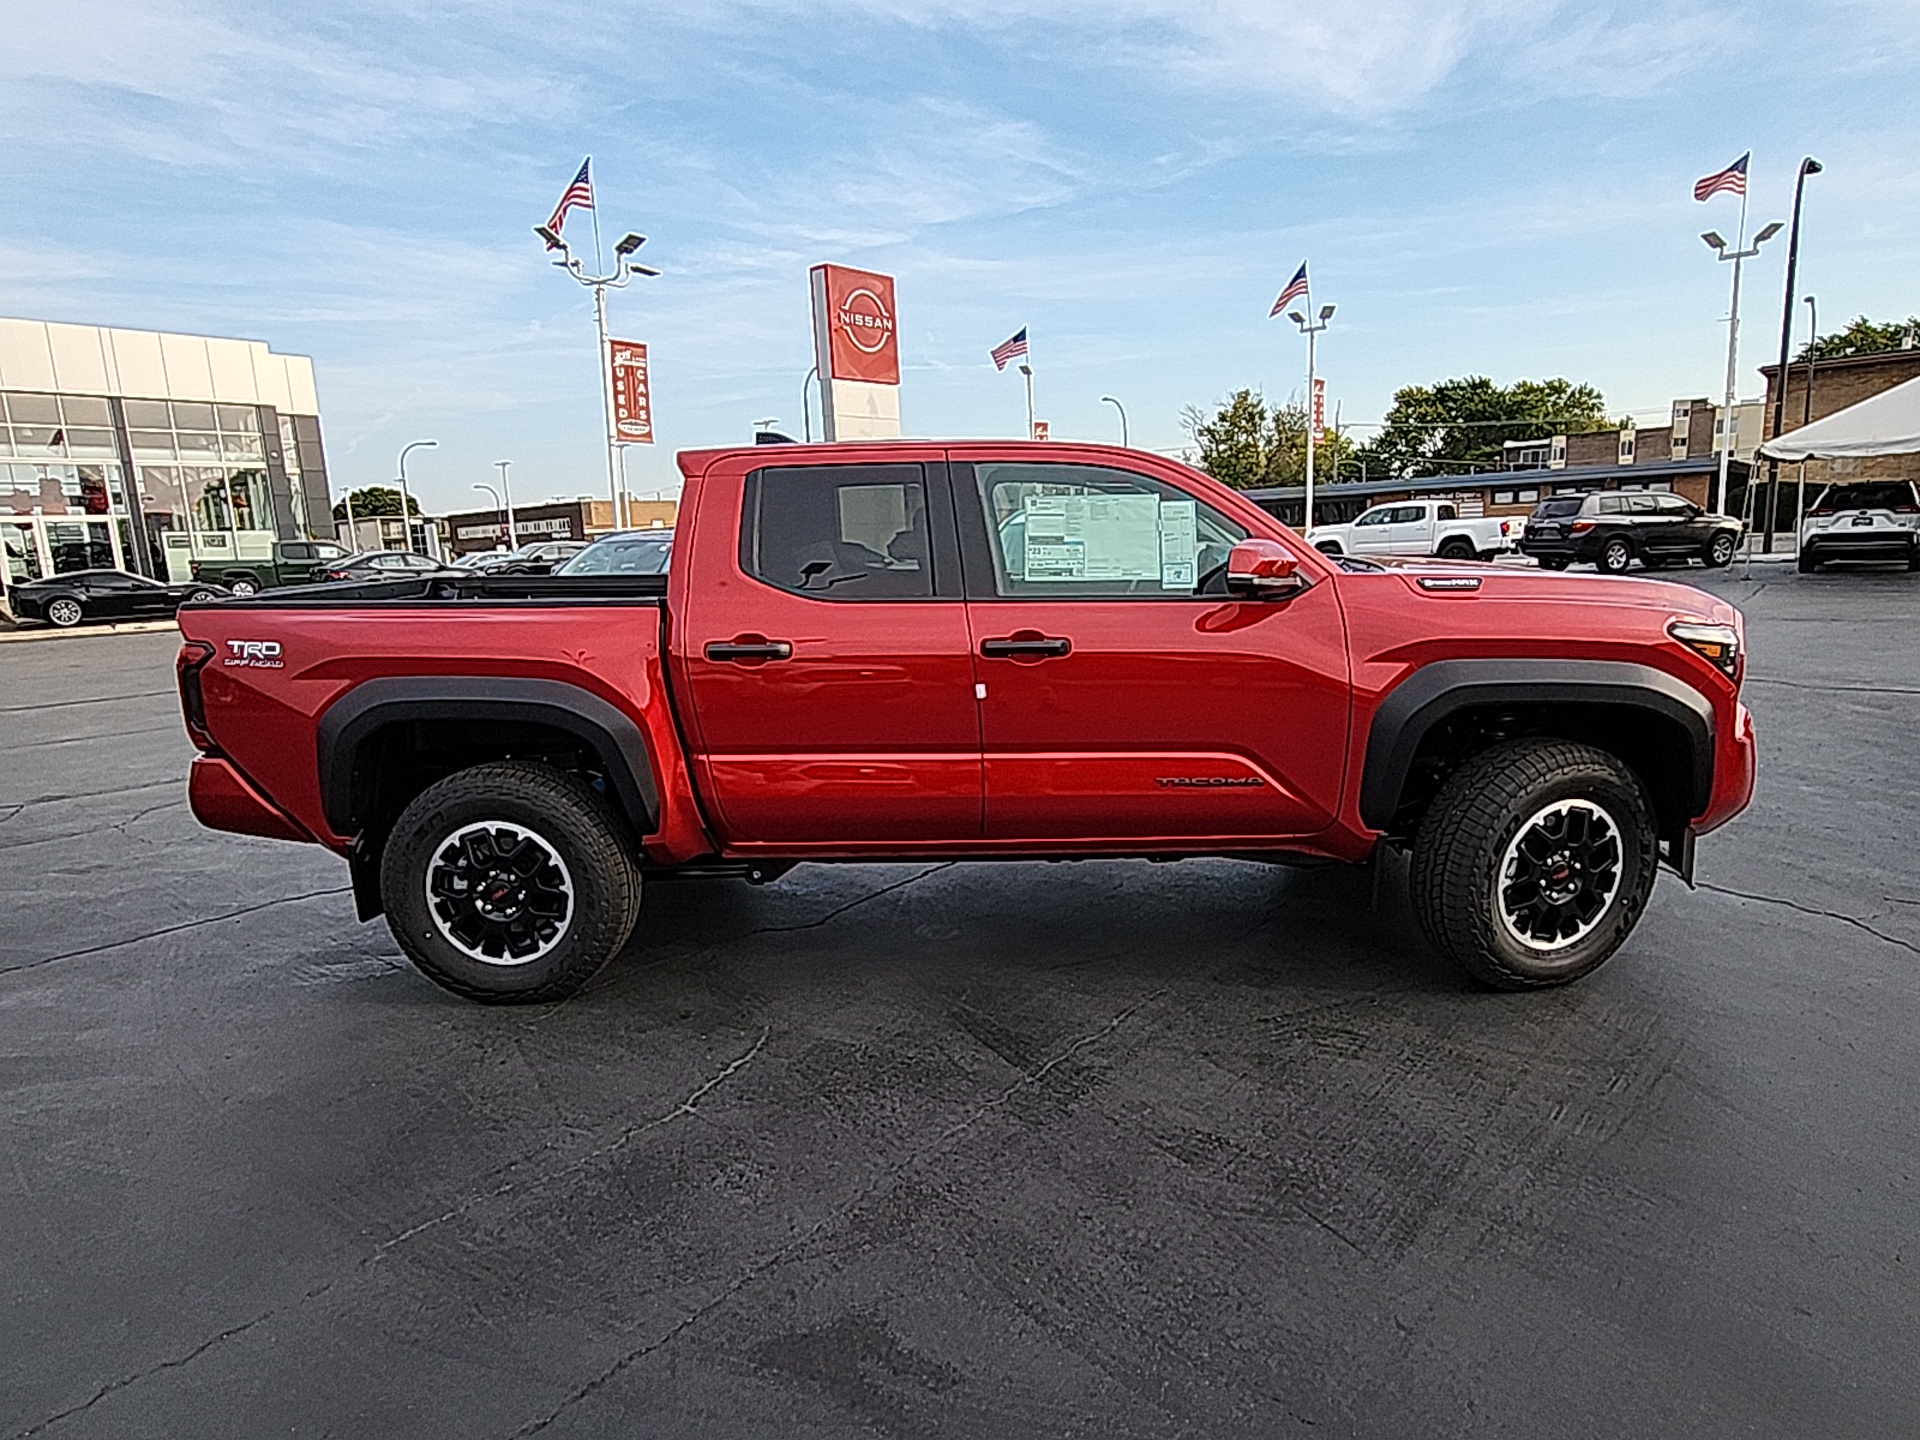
left=980, top=634, right=1071, bottom=659
left=705, top=638, right=793, bottom=663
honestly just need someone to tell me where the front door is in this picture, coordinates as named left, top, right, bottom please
left=955, top=456, right=1351, bottom=843
left=676, top=459, right=982, bottom=845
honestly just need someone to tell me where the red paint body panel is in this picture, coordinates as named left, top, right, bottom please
left=177, top=441, right=1755, bottom=871
left=187, top=755, right=312, bottom=842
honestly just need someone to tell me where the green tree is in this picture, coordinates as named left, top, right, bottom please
left=1353, top=376, right=1608, bottom=479
left=1181, top=388, right=1356, bottom=489
left=1799, top=315, right=1920, bottom=362
left=332, top=486, right=422, bottom=522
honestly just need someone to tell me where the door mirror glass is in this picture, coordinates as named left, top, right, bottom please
left=1225, top=539, right=1309, bottom=598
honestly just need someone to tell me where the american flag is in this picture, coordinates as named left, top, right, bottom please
left=545, top=159, right=594, bottom=247
left=991, top=327, right=1029, bottom=370
left=1693, top=153, right=1749, bottom=203
left=1270, top=261, right=1309, bottom=317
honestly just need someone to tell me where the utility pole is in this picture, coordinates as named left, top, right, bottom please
left=1019, top=363, right=1036, bottom=439
left=1764, top=158, right=1821, bottom=552
left=1100, top=395, right=1129, bottom=448
left=1702, top=209, right=1783, bottom=519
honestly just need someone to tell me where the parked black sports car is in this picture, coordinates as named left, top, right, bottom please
left=1518, top=491, right=1744, bottom=573
left=8, top=569, right=229, bottom=628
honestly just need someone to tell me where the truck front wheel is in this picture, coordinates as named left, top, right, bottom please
left=1411, top=739, right=1659, bottom=990
left=227, top=577, right=259, bottom=597
left=380, top=762, right=642, bottom=1004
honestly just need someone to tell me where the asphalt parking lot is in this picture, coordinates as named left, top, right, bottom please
left=4, top=565, right=1917, bottom=1439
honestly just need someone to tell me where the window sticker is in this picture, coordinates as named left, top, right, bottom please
left=1158, top=499, right=1196, bottom=588
left=1022, top=492, right=1199, bottom=584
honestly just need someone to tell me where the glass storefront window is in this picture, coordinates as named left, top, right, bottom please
left=130, top=430, right=177, bottom=457
left=217, top=405, right=259, bottom=433
left=65, top=427, right=117, bottom=455
left=45, top=519, right=114, bottom=573
left=191, top=467, right=233, bottom=533
left=7, top=395, right=60, bottom=426
left=61, top=396, right=112, bottom=427
left=124, top=399, right=171, bottom=428
left=171, top=402, right=217, bottom=431
left=227, top=468, right=272, bottom=533
left=220, top=433, right=264, bottom=461
left=4, top=521, right=42, bottom=582
left=177, top=431, right=220, bottom=459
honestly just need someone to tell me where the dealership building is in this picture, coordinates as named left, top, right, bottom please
left=0, top=318, right=330, bottom=598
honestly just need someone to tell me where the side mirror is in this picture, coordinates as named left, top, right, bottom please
left=1225, top=539, right=1311, bottom=599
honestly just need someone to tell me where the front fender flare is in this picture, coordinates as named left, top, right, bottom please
left=1358, top=658, right=1715, bottom=832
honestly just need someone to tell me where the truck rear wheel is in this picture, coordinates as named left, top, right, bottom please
left=380, top=762, right=642, bottom=1004
left=1437, top=537, right=1476, bottom=560
left=1411, top=739, right=1659, bottom=990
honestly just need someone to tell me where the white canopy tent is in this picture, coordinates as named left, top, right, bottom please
left=1759, top=373, right=1920, bottom=460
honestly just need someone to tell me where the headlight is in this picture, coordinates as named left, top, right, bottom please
left=1668, top=619, right=1741, bottom=682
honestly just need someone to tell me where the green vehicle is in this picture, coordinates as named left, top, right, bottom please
left=189, top=539, right=353, bottom=596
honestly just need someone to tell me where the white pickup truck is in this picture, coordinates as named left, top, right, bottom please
left=1305, top=499, right=1515, bottom=560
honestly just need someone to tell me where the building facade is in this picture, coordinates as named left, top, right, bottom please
left=438, top=497, right=677, bottom=558
left=1, top=318, right=329, bottom=597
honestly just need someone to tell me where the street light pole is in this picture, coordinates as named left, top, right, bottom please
left=1100, top=395, right=1129, bottom=449
left=1702, top=219, right=1782, bottom=519
left=495, top=460, right=516, bottom=548
left=473, top=482, right=505, bottom=553
left=1796, top=293, right=1818, bottom=539
left=1018, top=363, right=1036, bottom=439
left=1763, top=158, right=1821, bottom=552
left=1287, top=303, right=1336, bottom=533
left=535, top=220, right=659, bottom=536
left=397, top=439, right=437, bottom=554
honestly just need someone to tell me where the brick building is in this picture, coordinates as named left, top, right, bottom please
left=1758, top=347, right=1920, bottom=489
left=439, top=496, right=677, bottom=558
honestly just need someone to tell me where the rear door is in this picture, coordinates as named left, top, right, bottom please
left=954, top=454, right=1350, bottom=842
left=676, top=458, right=982, bottom=844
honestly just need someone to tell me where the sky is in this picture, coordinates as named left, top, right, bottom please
left=5, top=0, right=1919, bottom=516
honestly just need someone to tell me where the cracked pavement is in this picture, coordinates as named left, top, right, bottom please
left=3, top=570, right=1918, bottom=1438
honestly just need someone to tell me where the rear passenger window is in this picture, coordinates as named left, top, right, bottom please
left=743, top=465, right=934, bottom=599
left=1597, top=495, right=1627, bottom=515
left=282, top=543, right=313, bottom=561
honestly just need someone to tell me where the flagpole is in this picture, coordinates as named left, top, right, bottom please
left=1304, top=323, right=1318, bottom=532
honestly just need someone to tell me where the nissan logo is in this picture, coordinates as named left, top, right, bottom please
left=836, top=287, right=894, bottom=354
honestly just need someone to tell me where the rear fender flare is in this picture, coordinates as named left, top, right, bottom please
left=1359, top=659, right=1715, bottom=831
left=315, top=676, right=661, bottom=841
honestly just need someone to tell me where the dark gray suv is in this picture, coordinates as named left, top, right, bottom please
left=1519, top=490, right=1743, bottom=573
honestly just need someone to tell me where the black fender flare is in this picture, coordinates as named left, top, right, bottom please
left=315, top=676, right=661, bottom=840
left=1358, top=658, right=1715, bottom=831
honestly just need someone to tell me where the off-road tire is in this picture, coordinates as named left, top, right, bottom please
left=1705, top=532, right=1737, bottom=568
left=1437, top=537, right=1476, bottom=561
left=1411, top=738, right=1660, bottom=990
left=1797, top=550, right=1818, bottom=574
left=381, top=761, right=642, bottom=1004
left=1598, top=537, right=1634, bottom=574
left=227, top=577, right=259, bottom=597
left=1315, top=541, right=1344, bottom=556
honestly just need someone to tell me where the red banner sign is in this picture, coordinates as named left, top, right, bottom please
left=1311, top=376, right=1326, bottom=442
left=609, top=339, right=653, bottom=444
left=811, top=264, right=899, bottom=385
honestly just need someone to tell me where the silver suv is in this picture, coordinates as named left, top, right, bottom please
left=1798, top=481, right=1920, bottom=573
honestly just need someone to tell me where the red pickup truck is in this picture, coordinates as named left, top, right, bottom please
left=175, top=442, right=1755, bottom=1003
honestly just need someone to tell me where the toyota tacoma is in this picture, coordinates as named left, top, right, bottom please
left=174, top=441, right=1755, bottom=1002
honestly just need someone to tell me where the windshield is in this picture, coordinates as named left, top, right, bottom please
left=557, top=534, right=674, bottom=575
left=1533, top=497, right=1585, bottom=519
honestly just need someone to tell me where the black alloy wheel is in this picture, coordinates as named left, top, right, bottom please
left=381, top=761, right=642, bottom=1003
left=1705, top=532, right=1737, bottom=568
left=1437, top=537, right=1477, bottom=561
left=1598, top=537, right=1634, bottom=574
left=1412, top=737, right=1660, bottom=989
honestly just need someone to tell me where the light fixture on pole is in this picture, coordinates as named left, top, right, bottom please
left=1701, top=219, right=1783, bottom=518
left=494, top=460, right=517, bottom=548
left=473, top=482, right=505, bottom=552
left=1762, top=158, right=1821, bottom=553
left=397, top=439, right=436, bottom=554
left=536, top=221, right=658, bottom=534
left=1796, top=293, right=1818, bottom=540
left=1100, top=395, right=1129, bottom=449
left=1287, top=302, right=1335, bottom=533
left=1018, top=363, right=1036, bottom=440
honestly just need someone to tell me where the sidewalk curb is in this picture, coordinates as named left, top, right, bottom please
left=0, top=619, right=180, bottom=644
